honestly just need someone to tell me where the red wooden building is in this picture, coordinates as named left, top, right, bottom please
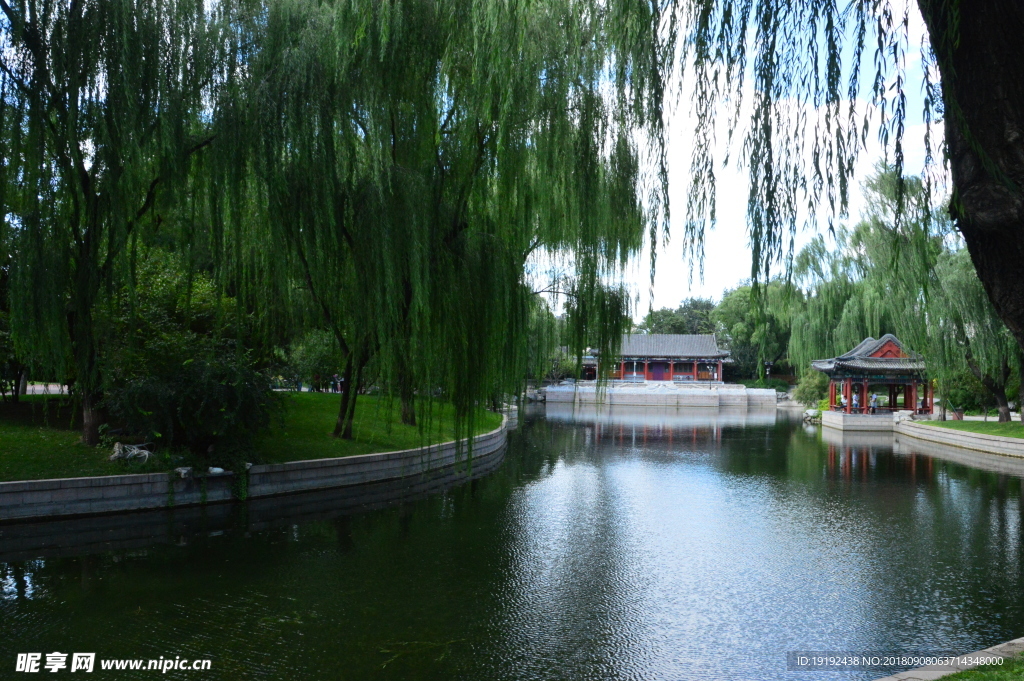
left=812, top=334, right=933, bottom=414
left=596, top=334, right=730, bottom=383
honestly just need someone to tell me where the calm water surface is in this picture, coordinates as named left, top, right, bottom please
left=2, top=405, right=1024, bottom=680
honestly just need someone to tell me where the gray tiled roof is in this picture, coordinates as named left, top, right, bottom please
left=619, top=334, right=729, bottom=359
left=811, top=334, right=926, bottom=374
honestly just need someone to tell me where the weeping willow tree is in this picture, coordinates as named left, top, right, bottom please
left=922, top=249, right=1021, bottom=421
left=207, top=0, right=669, bottom=438
left=674, top=1, right=1024, bottom=355
left=786, top=171, right=937, bottom=373
left=788, top=166, right=1022, bottom=422
left=0, top=0, right=223, bottom=443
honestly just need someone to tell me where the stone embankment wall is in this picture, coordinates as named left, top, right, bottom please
left=545, top=384, right=777, bottom=408
left=0, top=439, right=510, bottom=562
left=896, top=419, right=1024, bottom=459
left=821, top=411, right=900, bottom=432
left=0, top=413, right=512, bottom=523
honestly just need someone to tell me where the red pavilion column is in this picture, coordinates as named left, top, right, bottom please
left=644, top=360, right=649, bottom=381
left=863, top=379, right=869, bottom=414
left=717, top=359, right=723, bottom=382
left=845, top=378, right=852, bottom=414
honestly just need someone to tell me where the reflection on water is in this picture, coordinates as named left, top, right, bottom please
left=1, top=406, right=1023, bottom=680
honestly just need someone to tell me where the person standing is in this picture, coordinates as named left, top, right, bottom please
left=870, top=393, right=878, bottom=414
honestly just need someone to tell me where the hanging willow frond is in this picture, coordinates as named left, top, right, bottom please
left=199, top=0, right=673, bottom=433
left=676, top=0, right=939, bottom=284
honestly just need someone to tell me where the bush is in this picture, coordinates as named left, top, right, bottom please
left=738, top=377, right=790, bottom=392
left=287, top=329, right=342, bottom=390
left=98, top=248, right=279, bottom=467
left=103, top=334, right=279, bottom=464
left=793, top=371, right=829, bottom=405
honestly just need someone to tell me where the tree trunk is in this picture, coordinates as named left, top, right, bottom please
left=81, top=392, right=103, bottom=444
left=400, top=385, right=416, bottom=427
left=965, top=353, right=1013, bottom=423
left=994, top=393, right=1012, bottom=423
left=9, top=365, right=26, bottom=404
left=342, top=363, right=362, bottom=440
left=333, top=357, right=355, bottom=438
left=917, top=1, right=1024, bottom=348
left=1018, top=350, right=1024, bottom=424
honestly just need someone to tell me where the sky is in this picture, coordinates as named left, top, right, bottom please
left=623, top=1, right=944, bottom=320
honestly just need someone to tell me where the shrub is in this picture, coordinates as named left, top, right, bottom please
left=793, top=371, right=829, bottom=405
left=103, top=333, right=279, bottom=465
left=98, top=248, right=279, bottom=467
left=739, top=377, right=790, bottom=392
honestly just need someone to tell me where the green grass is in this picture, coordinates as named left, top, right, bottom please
left=255, top=392, right=504, bottom=464
left=0, top=396, right=132, bottom=482
left=737, top=378, right=791, bottom=392
left=0, top=393, right=504, bottom=482
left=941, top=652, right=1024, bottom=680
left=921, top=420, right=1024, bottom=439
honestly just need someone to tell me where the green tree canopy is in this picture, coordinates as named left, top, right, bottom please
left=211, top=0, right=670, bottom=435
left=638, top=298, right=717, bottom=335
left=787, top=166, right=1022, bottom=422
left=0, top=0, right=224, bottom=442
left=713, top=283, right=795, bottom=378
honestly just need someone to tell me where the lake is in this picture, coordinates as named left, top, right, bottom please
left=2, top=405, right=1023, bottom=679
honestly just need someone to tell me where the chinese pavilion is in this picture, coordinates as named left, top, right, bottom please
left=599, top=334, right=730, bottom=382
left=811, top=334, right=932, bottom=414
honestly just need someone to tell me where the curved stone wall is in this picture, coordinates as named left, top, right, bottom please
left=0, top=417, right=510, bottom=523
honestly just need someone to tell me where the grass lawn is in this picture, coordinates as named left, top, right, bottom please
left=941, top=653, right=1024, bottom=680
left=0, top=396, right=124, bottom=482
left=255, top=392, right=504, bottom=464
left=0, top=393, right=504, bottom=482
left=920, top=420, right=1024, bottom=439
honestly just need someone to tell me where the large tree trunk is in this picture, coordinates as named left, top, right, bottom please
left=965, top=353, right=1013, bottom=423
left=81, top=392, right=104, bottom=443
left=400, top=383, right=416, bottom=427
left=343, top=364, right=363, bottom=440
left=333, top=356, right=355, bottom=438
left=993, top=392, right=1012, bottom=423
left=1018, top=349, right=1024, bottom=424
left=68, top=290, right=102, bottom=446
left=918, top=1, right=1024, bottom=347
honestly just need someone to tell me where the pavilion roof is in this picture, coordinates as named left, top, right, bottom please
left=618, top=334, right=730, bottom=359
left=811, top=334, right=926, bottom=375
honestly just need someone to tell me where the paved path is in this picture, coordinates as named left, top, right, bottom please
left=24, top=383, right=67, bottom=395
left=873, top=636, right=1024, bottom=680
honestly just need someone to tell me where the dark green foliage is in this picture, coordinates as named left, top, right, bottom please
left=792, top=371, right=829, bottom=406
left=287, top=330, right=342, bottom=391
left=0, top=0, right=223, bottom=442
left=211, top=0, right=668, bottom=437
left=713, top=284, right=795, bottom=378
left=940, top=370, right=988, bottom=414
left=99, top=249, right=279, bottom=460
left=103, top=338, right=276, bottom=460
left=638, top=298, right=717, bottom=335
